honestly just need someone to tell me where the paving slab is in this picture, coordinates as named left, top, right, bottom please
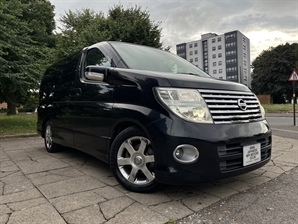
left=62, top=205, right=106, bottom=224
left=38, top=176, right=106, bottom=199
left=15, top=157, right=70, bottom=174
left=0, top=134, right=297, bottom=223
left=7, top=197, right=48, bottom=211
left=150, top=201, right=193, bottom=220
left=100, top=196, right=134, bottom=219
left=105, top=202, right=169, bottom=224
left=7, top=204, right=66, bottom=224
left=0, top=188, right=41, bottom=204
left=50, top=190, right=106, bottom=214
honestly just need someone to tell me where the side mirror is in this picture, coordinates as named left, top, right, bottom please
left=85, top=66, right=108, bottom=81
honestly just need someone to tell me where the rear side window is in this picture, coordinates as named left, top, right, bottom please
left=40, top=51, right=81, bottom=99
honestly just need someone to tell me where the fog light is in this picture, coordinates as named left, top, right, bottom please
left=173, top=144, right=199, bottom=164
left=175, top=148, right=184, bottom=159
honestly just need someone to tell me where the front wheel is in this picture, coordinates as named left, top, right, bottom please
left=44, top=121, right=61, bottom=153
left=110, top=127, right=160, bottom=193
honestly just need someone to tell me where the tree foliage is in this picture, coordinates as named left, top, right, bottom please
left=55, top=4, right=167, bottom=59
left=251, top=43, right=298, bottom=103
left=0, top=0, right=55, bottom=115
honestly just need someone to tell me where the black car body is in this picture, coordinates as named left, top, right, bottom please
left=37, top=41, right=271, bottom=192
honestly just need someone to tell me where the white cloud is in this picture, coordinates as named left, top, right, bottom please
left=49, top=0, right=298, bottom=60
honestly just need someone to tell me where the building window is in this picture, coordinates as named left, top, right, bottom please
left=219, top=69, right=223, bottom=73
left=190, top=58, right=193, bottom=62
left=213, top=70, right=217, bottom=74
left=218, top=37, right=221, bottom=42
left=195, top=50, right=198, bottom=54
left=226, top=33, right=236, bottom=39
left=212, top=46, right=216, bottom=51
left=243, top=37, right=246, bottom=42
left=194, top=43, right=198, bottom=47
left=212, top=38, right=215, bottom=43
left=189, top=44, right=193, bottom=48
left=244, top=61, right=247, bottom=66
left=243, top=45, right=246, bottom=50
left=243, top=52, right=246, bottom=58
left=218, top=45, right=222, bottom=50
left=218, top=53, right=222, bottom=58
left=218, top=61, right=222, bottom=65
left=213, top=62, right=216, bottom=66
left=190, top=51, right=193, bottom=55
left=226, top=50, right=236, bottom=55
left=195, top=57, right=198, bottom=62
left=212, top=54, right=216, bottom=58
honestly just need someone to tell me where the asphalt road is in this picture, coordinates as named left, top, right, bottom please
left=177, top=167, right=298, bottom=224
left=266, top=116, right=298, bottom=140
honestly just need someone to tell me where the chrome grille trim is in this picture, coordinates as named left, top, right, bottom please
left=198, top=89, right=263, bottom=124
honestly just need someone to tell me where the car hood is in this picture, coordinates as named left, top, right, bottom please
left=159, top=72, right=250, bottom=92
left=110, top=68, right=251, bottom=92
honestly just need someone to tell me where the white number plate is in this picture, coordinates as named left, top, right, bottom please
left=243, top=143, right=261, bottom=166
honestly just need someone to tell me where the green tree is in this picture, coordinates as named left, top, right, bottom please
left=106, top=5, right=163, bottom=48
left=0, top=0, right=55, bottom=115
left=251, top=43, right=298, bottom=103
left=55, top=4, right=168, bottom=59
left=55, top=8, right=109, bottom=59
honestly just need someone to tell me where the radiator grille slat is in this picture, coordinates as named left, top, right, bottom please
left=199, top=89, right=263, bottom=124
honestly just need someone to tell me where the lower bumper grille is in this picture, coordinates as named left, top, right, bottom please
left=218, top=137, right=271, bottom=172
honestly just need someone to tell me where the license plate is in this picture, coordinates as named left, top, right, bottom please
left=243, top=143, right=261, bottom=166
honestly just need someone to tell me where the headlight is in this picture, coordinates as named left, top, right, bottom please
left=256, top=96, right=266, bottom=119
left=259, top=104, right=266, bottom=119
left=155, top=87, right=213, bottom=123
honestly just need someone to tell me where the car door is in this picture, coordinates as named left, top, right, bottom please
left=45, top=52, right=80, bottom=147
left=72, top=47, right=114, bottom=161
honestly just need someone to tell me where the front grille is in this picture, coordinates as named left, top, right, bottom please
left=218, top=137, right=271, bottom=172
left=198, top=89, right=263, bottom=124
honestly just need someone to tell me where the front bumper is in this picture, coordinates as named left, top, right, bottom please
left=146, top=118, right=272, bottom=185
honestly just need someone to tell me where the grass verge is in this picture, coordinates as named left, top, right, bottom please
left=262, top=104, right=296, bottom=113
left=0, top=114, right=37, bottom=136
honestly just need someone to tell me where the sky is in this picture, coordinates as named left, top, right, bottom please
left=48, top=0, right=298, bottom=61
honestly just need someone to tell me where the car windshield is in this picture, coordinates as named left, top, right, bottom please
left=110, top=42, right=210, bottom=78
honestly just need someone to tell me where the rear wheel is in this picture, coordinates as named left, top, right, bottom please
left=44, top=121, right=61, bottom=153
left=110, top=127, right=160, bottom=192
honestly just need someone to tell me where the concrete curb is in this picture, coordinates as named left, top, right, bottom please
left=0, top=133, right=39, bottom=139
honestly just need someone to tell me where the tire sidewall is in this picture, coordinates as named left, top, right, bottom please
left=44, top=121, right=58, bottom=153
left=110, top=126, right=160, bottom=193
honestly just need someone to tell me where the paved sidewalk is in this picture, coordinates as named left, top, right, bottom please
left=0, top=135, right=297, bottom=224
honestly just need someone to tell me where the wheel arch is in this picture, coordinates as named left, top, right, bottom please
left=107, top=120, right=149, bottom=161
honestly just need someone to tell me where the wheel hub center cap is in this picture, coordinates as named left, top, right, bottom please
left=134, top=155, right=143, bottom=165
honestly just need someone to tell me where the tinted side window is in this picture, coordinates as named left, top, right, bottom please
left=40, top=51, right=81, bottom=100
left=85, top=48, right=111, bottom=68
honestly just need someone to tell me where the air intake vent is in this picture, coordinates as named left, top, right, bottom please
left=198, top=89, right=262, bottom=124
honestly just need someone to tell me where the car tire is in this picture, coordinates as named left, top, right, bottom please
left=44, top=121, right=61, bottom=153
left=110, top=126, right=160, bottom=193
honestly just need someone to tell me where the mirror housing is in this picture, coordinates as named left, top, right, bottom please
left=85, top=66, right=108, bottom=81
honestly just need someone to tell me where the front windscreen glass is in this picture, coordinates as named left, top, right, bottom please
left=110, top=42, right=210, bottom=78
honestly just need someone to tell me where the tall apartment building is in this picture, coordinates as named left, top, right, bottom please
left=176, top=30, right=251, bottom=87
